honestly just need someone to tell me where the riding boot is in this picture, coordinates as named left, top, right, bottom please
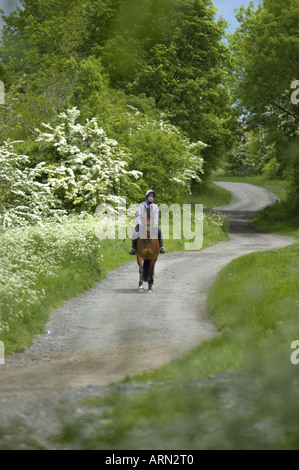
left=159, top=238, right=166, bottom=254
left=129, top=239, right=137, bottom=255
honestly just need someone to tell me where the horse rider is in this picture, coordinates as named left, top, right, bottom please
left=129, top=190, right=166, bottom=255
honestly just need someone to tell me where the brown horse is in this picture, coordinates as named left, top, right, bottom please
left=136, top=208, right=159, bottom=292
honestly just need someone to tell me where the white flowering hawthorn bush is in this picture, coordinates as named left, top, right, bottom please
left=0, top=215, right=101, bottom=336
left=0, top=142, right=65, bottom=228
left=36, top=107, right=142, bottom=211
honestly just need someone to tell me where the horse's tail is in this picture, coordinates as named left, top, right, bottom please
left=143, top=259, right=151, bottom=282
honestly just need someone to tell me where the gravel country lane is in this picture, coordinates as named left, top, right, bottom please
left=0, top=182, right=294, bottom=445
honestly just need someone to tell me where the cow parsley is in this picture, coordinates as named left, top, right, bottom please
left=0, top=215, right=101, bottom=334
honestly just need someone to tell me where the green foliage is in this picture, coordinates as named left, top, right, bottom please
left=254, top=199, right=299, bottom=237
left=230, top=0, right=299, bottom=122
left=0, top=0, right=88, bottom=141
left=83, top=0, right=234, bottom=174
left=227, top=127, right=283, bottom=176
left=186, top=180, right=233, bottom=210
left=0, top=0, right=235, bottom=177
left=123, top=112, right=205, bottom=204
left=228, top=0, right=299, bottom=209
left=0, top=0, right=86, bottom=72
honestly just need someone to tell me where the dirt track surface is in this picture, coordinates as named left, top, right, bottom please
left=0, top=182, right=294, bottom=445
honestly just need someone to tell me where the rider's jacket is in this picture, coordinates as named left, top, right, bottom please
left=135, top=200, right=159, bottom=227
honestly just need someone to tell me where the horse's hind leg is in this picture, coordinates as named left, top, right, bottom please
left=138, top=263, right=144, bottom=291
left=148, top=252, right=158, bottom=292
left=148, top=266, right=154, bottom=292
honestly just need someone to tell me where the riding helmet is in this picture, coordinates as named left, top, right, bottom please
left=146, top=190, right=156, bottom=198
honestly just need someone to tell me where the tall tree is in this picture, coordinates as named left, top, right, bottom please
left=230, top=0, right=299, bottom=124
left=0, top=0, right=89, bottom=140
left=0, top=0, right=86, bottom=72
left=230, top=0, right=299, bottom=211
left=82, top=0, right=235, bottom=176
